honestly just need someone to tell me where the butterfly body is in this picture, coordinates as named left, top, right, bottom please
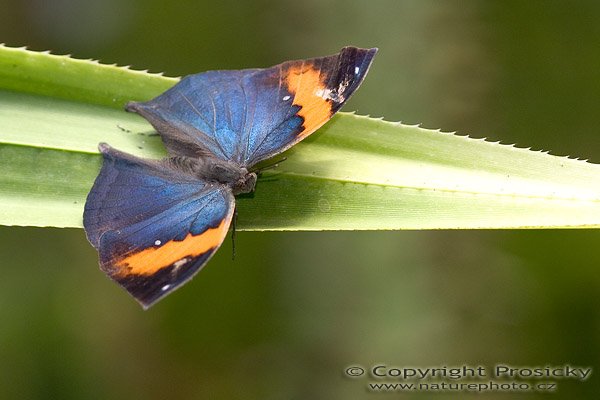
left=162, top=154, right=257, bottom=195
left=84, top=47, right=377, bottom=308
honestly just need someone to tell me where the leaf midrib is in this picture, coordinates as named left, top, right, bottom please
left=276, top=171, right=600, bottom=203
left=4, top=139, right=600, bottom=203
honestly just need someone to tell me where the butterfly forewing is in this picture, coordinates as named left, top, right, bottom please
left=126, top=46, right=377, bottom=167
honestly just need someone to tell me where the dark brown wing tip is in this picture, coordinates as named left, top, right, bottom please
left=138, top=298, right=154, bottom=310
left=342, top=47, right=378, bottom=72
left=341, top=46, right=378, bottom=53
left=320, top=46, right=377, bottom=114
left=339, top=46, right=378, bottom=59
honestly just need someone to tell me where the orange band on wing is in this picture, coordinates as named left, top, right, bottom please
left=285, top=63, right=333, bottom=138
left=114, top=219, right=229, bottom=277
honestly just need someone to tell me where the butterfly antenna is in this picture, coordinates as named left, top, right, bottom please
left=252, top=157, right=287, bottom=173
left=231, top=206, right=238, bottom=261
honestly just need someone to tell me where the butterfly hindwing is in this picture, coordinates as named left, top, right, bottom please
left=83, top=144, right=234, bottom=308
left=126, top=46, right=377, bottom=167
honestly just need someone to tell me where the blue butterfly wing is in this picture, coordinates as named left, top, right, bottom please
left=83, top=144, right=234, bottom=308
left=126, top=46, right=377, bottom=167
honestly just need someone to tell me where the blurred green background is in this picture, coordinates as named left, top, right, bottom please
left=1, top=1, right=600, bottom=398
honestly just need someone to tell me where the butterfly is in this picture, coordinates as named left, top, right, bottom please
left=83, top=46, right=377, bottom=308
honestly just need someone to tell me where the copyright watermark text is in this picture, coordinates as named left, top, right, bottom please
left=343, top=364, right=591, bottom=393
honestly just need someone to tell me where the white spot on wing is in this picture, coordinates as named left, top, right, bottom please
left=173, top=258, right=189, bottom=269
left=354, top=66, right=360, bottom=74
left=161, top=284, right=171, bottom=291
left=154, top=240, right=161, bottom=246
left=282, top=95, right=291, bottom=101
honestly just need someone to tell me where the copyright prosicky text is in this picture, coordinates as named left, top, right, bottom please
left=362, top=364, right=591, bottom=381
left=343, top=363, right=592, bottom=393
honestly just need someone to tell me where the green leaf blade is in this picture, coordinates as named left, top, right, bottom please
left=1, top=45, right=600, bottom=230
left=0, top=44, right=177, bottom=108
